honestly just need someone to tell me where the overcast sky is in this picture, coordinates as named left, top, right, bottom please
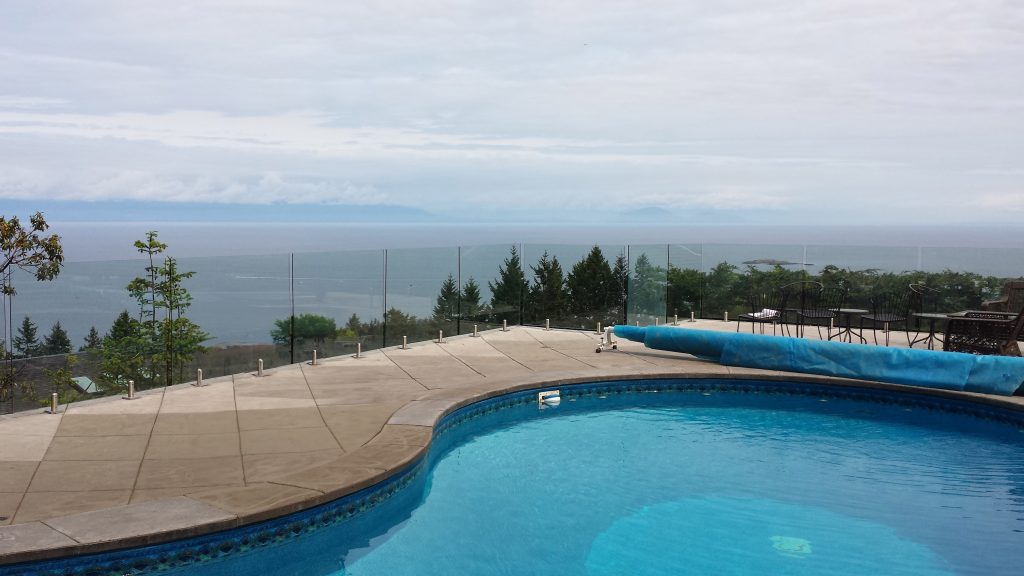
left=1, top=0, right=1022, bottom=224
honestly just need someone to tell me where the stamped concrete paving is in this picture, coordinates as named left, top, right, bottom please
left=0, top=323, right=1020, bottom=564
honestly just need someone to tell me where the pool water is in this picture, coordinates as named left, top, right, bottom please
left=164, top=388, right=1024, bottom=576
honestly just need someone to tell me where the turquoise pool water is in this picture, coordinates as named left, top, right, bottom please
left=14, top=383, right=1024, bottom=575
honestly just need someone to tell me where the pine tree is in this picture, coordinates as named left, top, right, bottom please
left=42, top=321, right=72, bottom=355
left=611, top=253, right=629, bottom=323
left=13, top=316, right=40, bottom=358
left=489, top=245, right=528, bottom=323
left=566, top=246, right=615, bottom=318
left=80, top=326, right=102, bottom=351
left=630, top=253, right=666, bottom=321
left=123, top=232, right=208, bottom=387
left=462, top=277, right=483, bottom=320
left=99, top=310, right=143, bottom=390
left=156, top=256, right=209, bottom=386
left=432, top=273, right=461, bottom=321
left=528, top=251, right=566, bottom=323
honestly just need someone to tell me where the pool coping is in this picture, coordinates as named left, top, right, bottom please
left=1, top=332, right=1023, bottom=566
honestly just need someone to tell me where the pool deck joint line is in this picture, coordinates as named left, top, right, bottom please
left=0, top=323, right=1021, bottom=564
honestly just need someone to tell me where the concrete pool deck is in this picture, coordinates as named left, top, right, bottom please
left=1, top=322, right=1022, bottom=564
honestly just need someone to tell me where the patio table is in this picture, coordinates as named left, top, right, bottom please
left=909, top=312, right=949, bottom=350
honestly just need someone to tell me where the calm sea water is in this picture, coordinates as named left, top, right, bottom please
left=4, top=223, right=1024, bottom=346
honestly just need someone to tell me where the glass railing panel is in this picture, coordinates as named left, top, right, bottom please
left=522, top=243, right=626, bottom=330
left=4, top=259, right=140, bottom=411
left=627, top=244, right=668, bottom=326
left=805, top=245, right=919, bottom=310
left=175, top=253, right=292, bottom=382
left=916, top=246, right=1023, bottom=313
left=478, top=243, right=527, bottom=327
left=667, top=243, right=703, bottom=321
left=458, top=245, right=515, bottom=332
left=700, top=244, right=807, bottom=320
left=384, top=247, right=459, bottom=347
left=293, top=249, right=385, bottom=361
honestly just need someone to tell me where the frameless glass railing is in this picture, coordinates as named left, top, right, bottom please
left=3, top=240, right=1021, bottom=413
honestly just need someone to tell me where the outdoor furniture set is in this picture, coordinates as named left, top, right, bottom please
left=736, top=280, right=1024, bottom=357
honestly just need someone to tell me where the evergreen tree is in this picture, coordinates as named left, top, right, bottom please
left=80, top=326, right=102, bottom=351
left=702, top=262, right=740, bottom=317
left=13, top=316, right=40, bottom=358
left=611, top=253, right=629, bottom=323
left=383, top=307, right=426, bottom=346
left=432, top=273, right=460, bottom=321
left=630, top=254, right=666, bottom=321
left=99, top=310, right=144, bottom=390
left=346, top=313, right=362, bottom=334
left=666, top=265, right=702, bottom=319
left=462, top=277, right=483, bottom=320
left=124, top=232, right=208, bottom=387
left=565, top=246, right=615, bottom=318
left=528, top=251, right=566, bottom=323
left=42, top=321, right=72, bottom=355
left=155, top=256, right=209, bottom=386
left=489, top=245, right=528, bottom=323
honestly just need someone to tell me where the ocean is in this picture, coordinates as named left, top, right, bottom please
left=4, top=222, right=1024, bottom=348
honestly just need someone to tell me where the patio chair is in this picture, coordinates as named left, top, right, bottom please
left=908, top=284, right=945, bottom=349
left=857, top=290, right=911, bottom=346
left=981, top=280, right=1024, bottom=313
left=908, top=283, right=940, bottom=314
left=943, top=306, right=1024, bottom=356
left=736, top=289, right=787, bottom=335
left=783, top=281, right=845, bottom=339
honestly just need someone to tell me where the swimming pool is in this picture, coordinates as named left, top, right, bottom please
left=11, top=379, right=1024, bottom=575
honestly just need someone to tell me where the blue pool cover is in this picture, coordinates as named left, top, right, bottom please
left=614, top=325, right=1024, bottom=396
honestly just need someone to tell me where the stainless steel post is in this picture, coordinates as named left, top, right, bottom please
left=312, top=349, right=318, bottom=365
left=402, top=335, right=408, bottom=349
left=123, top=379, right=135, bottom=400
left=545, top=319, right=550, bottom=330
left=49, top=392, right=58, bottom=414
left=257, top=358, right=264, bottom=377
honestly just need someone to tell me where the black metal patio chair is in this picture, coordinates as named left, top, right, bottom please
left=736, top=289, right=788, bottom=335
left=782, top=281, right=846, bottom=339
left=857, top=289, right=911, bottom=346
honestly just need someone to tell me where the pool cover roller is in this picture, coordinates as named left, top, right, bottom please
left=614, top=325, right=1024, bottom=396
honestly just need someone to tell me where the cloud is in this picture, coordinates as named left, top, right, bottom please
left=0, top=95, right=69, bottom=110
left=976, top=193, right=1024, bottom=212
left=0, top=169, right=386, bottom=206
left=0, top=1, right=1021, bottom=223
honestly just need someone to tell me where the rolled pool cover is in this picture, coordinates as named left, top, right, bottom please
left=613, top=325, right=1024, bottom=396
